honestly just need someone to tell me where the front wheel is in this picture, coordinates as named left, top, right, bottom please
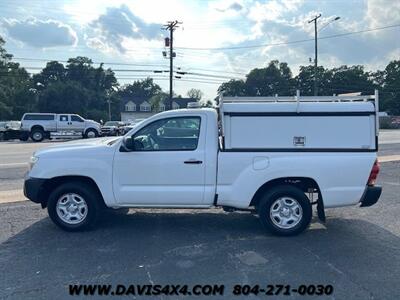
left=84, top=128, right=98, bottom=139
left=47, top=182, right=101, bottom=231
left=257, top=185, right=312, bottom=236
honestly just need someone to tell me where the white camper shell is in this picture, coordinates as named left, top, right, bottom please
left=219, top=91, right=379, bottom=152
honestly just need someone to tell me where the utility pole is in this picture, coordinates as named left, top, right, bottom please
left=107, top=99, right=111, bottom=121
left=308, top=14, right=321, bottom=96
left=163, top=20, right=181, bottom=107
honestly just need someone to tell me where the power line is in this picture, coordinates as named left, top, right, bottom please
left=24, top=66, right=170, bottom=73
left=175, top=71, right=241, bottom=80
left=175, top=24, right=400, bottom=51
left=14, top=56, right=247, bottom=75
left=21, top=66, right=241, bottom=80
left=13, top=57, right=169, bottom=68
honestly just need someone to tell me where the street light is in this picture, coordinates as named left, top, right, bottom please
left=318, top=16, right=341, bottom=32
left=308, top=15, right=340, bottom=96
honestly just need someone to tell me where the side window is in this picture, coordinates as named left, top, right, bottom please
left=59, top=115, right=69, bottom=122
left=23, top=114, right=55, bottom=120
left=71, top=115, right=84, bottom=122
left=133, top=117, right=201, bottom=151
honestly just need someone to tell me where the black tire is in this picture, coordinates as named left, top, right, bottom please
left=47, top=182, right=102, bottom=231
left=30, top=128, right=45, bottom=142
left=84, top=128, right=98, bottom=139
left=0, top=132, right=4, bottom=141
left=257, top=185, right=312, bottom=236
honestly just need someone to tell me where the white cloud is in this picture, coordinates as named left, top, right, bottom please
left=86, top=4, right=162, bottom=53
left=365, top=0, right=400, bottom=28
left=248, top=0, right=304, bottom=22
left=3, top=17, right=77, bottom=48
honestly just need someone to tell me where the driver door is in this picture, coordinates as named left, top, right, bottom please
left=112, top=115, right=206, bottom=206
left=70, top=115, right=85, bottom=132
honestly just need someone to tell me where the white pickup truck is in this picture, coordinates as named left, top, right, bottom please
left=20, top=113, right=101, bottom=142
left=24, top=92, right=382, bottom=236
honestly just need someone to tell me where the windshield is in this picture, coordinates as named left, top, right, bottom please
left=104, top=121, right=120, bottom=126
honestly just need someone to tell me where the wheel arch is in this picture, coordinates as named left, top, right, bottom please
left=39, top=175, right=107, bottom=209
left=250, top=176, right=322, bottom=208
left=31, top=125, right=44, bottom=132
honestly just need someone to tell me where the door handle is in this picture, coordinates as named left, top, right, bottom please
left=184, top=160, right=203, bottom=164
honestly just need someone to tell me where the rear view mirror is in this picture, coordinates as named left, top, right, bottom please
left=122, top=136, right=145, bottom=151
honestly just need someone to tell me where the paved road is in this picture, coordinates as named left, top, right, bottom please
left=0, top=141, right=66, bottom=201
left=380, top=129, right=400, bottom=144
left=0, top=161, right=399, bottom=299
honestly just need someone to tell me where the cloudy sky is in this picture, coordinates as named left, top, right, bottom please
left=0, top=0, right=399, bottom=100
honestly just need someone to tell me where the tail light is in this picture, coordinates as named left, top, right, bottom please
left=367, top=159, right=380, bottom=186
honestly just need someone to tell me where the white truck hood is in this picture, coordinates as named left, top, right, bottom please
left=34, top=137, right=121, bottom=157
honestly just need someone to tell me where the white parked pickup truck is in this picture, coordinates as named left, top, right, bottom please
left=20, top=113, right=101, bottom=142
left=24, top=92, right=382, bottom=235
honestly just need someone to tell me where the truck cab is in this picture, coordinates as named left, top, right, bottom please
left=114, top=109, right=218, bottom=207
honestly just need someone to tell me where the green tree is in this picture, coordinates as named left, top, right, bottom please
left=201, top=99, right=214, bottom=108
left=119, top=78, right=162, bottom=99
left=148, top=92, right=168, bottom=111
left=217, top=79, right=247, bottom=97
left=245, top=60, right=295, bottom=96
left=31, top=56, right=118, bottom=121
left=378, top=60, right=400, bottom=114
left=38, top=81, right=89, bottom=114
left=186, top=88, right=203, bottom=101
left=329, top=65, right=374, bottom=95
left=0, top=36, right=33, bottom=119
left=295, top=65, right=333, bottom=96
left=32, top=61, right=66, bottom=89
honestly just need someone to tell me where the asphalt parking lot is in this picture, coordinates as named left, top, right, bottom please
left=0, top=132, right=400, bottom=299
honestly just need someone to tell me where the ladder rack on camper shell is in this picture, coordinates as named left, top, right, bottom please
left=219, top=90, right=379, bottom=103
left=219, top=89, right=379, bottom=127
left=218, top=90, right=380, bottom=151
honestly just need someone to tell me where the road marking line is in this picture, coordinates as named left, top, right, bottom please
left=0, top=162, right=28, bottom=169
left=379, top=155, right=400, bottom=162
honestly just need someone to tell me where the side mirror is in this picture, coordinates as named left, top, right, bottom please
left=122, top=136, right=144, bottom=151
left=123, top=136, right=135, bottom=150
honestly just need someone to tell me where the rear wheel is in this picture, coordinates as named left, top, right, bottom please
left=257, top=185, right=312, bottom=236
left=30, top=128, right=44, bottom=142
left=47, top=182, right=101, bottom=231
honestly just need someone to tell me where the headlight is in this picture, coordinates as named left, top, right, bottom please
left=29, top=156, right=39, bottom=170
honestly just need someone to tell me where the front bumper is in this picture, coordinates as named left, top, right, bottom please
left=24, top=175, right=47, bottom=204
left=360, top=185, right=382, bottom=207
